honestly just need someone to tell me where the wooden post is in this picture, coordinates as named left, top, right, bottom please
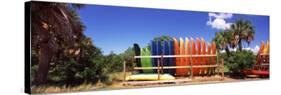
left=215, top=52, right=219, bottom=75
left=157, top=58, right=160, bottom=80
left=123, top=61, right=126, bottom=85
left=221, top=59, right=224, bottom=80
left=161, top=55, right=164, bottom=74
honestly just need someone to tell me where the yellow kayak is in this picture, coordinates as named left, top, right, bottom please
left=263, top=41, right=270, bottom=54
left=125, top=74, right=175, bottom=81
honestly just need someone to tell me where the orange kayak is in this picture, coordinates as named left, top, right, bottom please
left=192, top=38, right=200, bottom=75
left=190, top=38, right=197, bottom=75
left=173, top=38, right=181, bottom=76
left=211, top=42, right=217, bottom=74
left=206, top=42, right=212, bottom=74
left=185, top=37, right=190, bottom=75
left=257, top=41, right=265, bottom=65
left=263, top=41, right=269, bottom=54
left=178, top=37, right=187, bottom=76
left=211, top=42, right=216, bottom=64
left=201, top=38, right=206, bottom=75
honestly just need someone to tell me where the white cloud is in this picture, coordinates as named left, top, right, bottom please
left=243, top=45, right=260, bottom=54
left=219, top=45, right=260, bottom=54
left=207, top=13, right=233, bottom=30
left=220, top=50, right=226, bottom=53
left=252, top=45, right=260, bottom=54
left=229, top=48, right=237, bottom=52
left=208, top=13, right=233, bottom=19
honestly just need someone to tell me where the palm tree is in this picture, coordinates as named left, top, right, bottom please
left=213, top=31, right=232, bottom=55
left=230, top=19, right=255, bottom=51
left=31, top=1, right=85, bottom=85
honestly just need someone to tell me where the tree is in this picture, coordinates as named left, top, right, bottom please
left=221, top=50, right=256, bottom=74
left=31, top=2, right=85, bottom=84
left=153, top=35, right=172, bottom=41
left=44, top=36, right=105, bottom=86
left=149, top=35, right=173, bottom=47
left=213, top=19, right=255, bottom=55
left=213, top=31, right=235, bottom=56
left=120, top=47, right=135, bottom=70
left=230, top=19, right=255, bottom=51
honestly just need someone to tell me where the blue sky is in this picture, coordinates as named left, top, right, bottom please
left=77, top=5, right=269, bottom=55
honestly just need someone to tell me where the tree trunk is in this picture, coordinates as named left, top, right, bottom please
left=238, top=40, right=242, bottom=51
left=33, top=43, right=54, bottom=85
left=225, top=46, right=230, bottom=56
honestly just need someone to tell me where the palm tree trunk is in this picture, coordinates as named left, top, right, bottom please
left=33, top=43, right=54, bottom=85
left=238, top=40, right=243, bottom=51
left=225, top=46, right=230, bottom=56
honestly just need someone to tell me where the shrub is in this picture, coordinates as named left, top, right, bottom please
left=221, top=50, right=256, bottom=74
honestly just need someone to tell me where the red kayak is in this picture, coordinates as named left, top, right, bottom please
left=243, top=70, right=269, bottom=76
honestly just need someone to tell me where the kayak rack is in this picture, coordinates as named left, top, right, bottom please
left=122, top=54, right=224, bottom=86
left=244, top=53, right=269, bottom=76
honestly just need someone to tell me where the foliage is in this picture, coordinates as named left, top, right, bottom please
left=41, top=37, right=105, bottom=85
left=30, top=2, right=130, bottom=86
left=220, top=50, right=256, bottom=73
left=212, top=19, right=255, bottom=56
left=31, top=35, right=133, bottom=86
left=119, top=47, right=135, bottom=71
left=213, top=31, right=238, bottom=55
left=230, top=19, right=255, bottom=51
left=145, top=35, right=173, bottom=49
left=153, top=35, right=172, bottom=41
left=31, top=1, right=86, bottom=84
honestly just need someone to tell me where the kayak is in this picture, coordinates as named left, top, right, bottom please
left=201, top=38, right=206, bottom=75
left=151, top=40, right=157, bottom=73
left=145, top=47, right=153, bottom=72
left=263, top=41, right=269, bottom=54
left=133, top=43, right=143, bottom=73
left=163, top=40, right=170, bottom=73
left=193, top=38, right=201, bottom=75
left=206, top=42, right=212, bottom=74
left=141, top=48, right=153, bottom=73
left=173, top=38, right=181, bottom=76
left=125, top=74, right=175, bottom=81
left=179, top=37, right=187, bottom=76
left=191, top=38, right=197, bottom=75
left=156, top=40, right=162, bottom=73
left=257, top=41, right=265, bottom=65
left=210, top=42, right=217, bottom=74
left=168, top=40, right=176, bottom=75
left=185, top=37, right=190, bottom=75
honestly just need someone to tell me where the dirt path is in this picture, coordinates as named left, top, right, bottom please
left=31, top=75, right=268, bottom=94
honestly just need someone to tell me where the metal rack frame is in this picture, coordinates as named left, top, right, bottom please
left=123, top=53, right=224, bottom=86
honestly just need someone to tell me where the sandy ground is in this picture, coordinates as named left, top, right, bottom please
left=31, top=75, right=269, bottom=94
left=104, top=75, right=268, bottom=90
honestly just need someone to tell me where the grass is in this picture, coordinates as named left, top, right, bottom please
left=31, top=82, right=104, bottom=93
left=31, top=72, right=130, bottom=93
left=31, top=71, right=267, bottom=94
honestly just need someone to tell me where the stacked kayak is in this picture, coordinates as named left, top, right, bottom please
left=140, top=47, right=153, bottom=73
left=244, top=41, right=270, bottom=76
left=133, top=44, right=142, bottom=73
left=133, top=37, right=217, bottom=76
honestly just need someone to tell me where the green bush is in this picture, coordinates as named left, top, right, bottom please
left=31, top=37, right=135, bottom=86
left=221, top=50, right=256, bottom=74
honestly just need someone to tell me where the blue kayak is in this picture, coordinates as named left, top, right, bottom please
left=163, top=40, right=170, bottom=73
left=168, top=40, right=176, bottom=75
left=151, top=40, right=157, bottom=73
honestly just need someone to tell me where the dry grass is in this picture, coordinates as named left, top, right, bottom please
left=31, top=82, right=104, bottom=94
left=31, top=72, right=268, bottom=94
left=31, top=72, right=129, bottom=94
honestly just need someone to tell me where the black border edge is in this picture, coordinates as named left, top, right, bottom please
left=24, top=1, right=31, bottom=94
